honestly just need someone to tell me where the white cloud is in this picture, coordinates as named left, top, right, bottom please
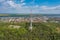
left=0, top=0, right=60, bottom=14
left=7, top=1, right=16, bottom=8
left=21, top=3, right=26, bottom=5
left=7, top=1, right=26, bottom=8
left=0, top=0, right=5, bottom=2
left=20, top=0, right=25, bottom=2
left=39, top=5, right=60, bottom=14
left=34, top=5, right=39, bottom=8
left=40, top=5, right=60, bottom=10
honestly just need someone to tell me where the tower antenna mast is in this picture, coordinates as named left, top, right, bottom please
left=29, top=7, right=33, bottom=30
left=29, top=1, right=35, bottom=31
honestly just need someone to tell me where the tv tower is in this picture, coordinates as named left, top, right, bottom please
left=29, top=9, right=33, bottom=30
left=29, top=0, right=39, bottom=31
left=29, top=1, right=35, bottom=31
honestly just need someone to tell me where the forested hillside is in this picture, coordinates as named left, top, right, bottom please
left=0, top=22, right=60, bottom=40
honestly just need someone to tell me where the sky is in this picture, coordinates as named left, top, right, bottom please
left=0, top=0, right=60, bottom=14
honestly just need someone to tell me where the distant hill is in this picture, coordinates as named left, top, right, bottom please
left=0, top=14, right=60, bottom=17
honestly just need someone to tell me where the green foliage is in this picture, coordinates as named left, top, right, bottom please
left=0, top=22, right=60, bottom=40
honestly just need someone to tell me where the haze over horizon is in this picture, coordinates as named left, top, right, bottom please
left=0, top=0, right=60, bottom=14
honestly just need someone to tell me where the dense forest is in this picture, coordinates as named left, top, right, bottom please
left=0, top=22, right=60, bottom=40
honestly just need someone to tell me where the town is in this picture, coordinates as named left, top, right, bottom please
left=0, top=16, right=60, bottom=23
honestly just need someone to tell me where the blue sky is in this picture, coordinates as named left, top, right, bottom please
left=0, top=0, right=60, bottom=14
